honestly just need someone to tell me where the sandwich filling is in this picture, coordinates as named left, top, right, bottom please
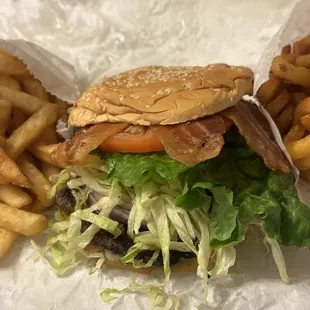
left=42, top=101, right=310, bottom=295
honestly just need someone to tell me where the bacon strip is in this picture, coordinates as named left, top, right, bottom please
left=51, top=123, right=127, bottom=167
left=152, top=116, right=226, bottom=167
left=222, top=101, right=290, bottom=173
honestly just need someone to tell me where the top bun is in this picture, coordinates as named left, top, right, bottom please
left=69, top=64, right=253, bottom=127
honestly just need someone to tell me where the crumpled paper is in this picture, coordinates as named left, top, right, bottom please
left=1, top=0, right=310, bottom=309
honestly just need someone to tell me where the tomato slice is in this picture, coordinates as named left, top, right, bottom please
left=98, top=129, right=164, bottom=153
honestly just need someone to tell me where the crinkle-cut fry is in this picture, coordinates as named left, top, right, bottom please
left=0, top=227, right=18, bottom=260
left=300, top=169, right=310, bottom=182
left=265, top=88, right=290, bottom=118
left=0, top=100, right=12, bottom=136
left=293, top=35, right=310, bottom=56
left=20, top=76, right=49, bottom=101
left=283, top=124, right=306, bottom=146
left=300, top=114, right=310, bottom=131
left=290, top=92, right=307, bottom=105
left=293, top=97, right=310, bottom=125
left=0, top=147, right=30, bottom=188
left=0, top=53, right=30, bottom=76
left=256, top=76, right=282, bottom=106
left=275, top=104, right=294, bottom=134
left=286, top=134, right=310, bottom=160
left=0, top=86, right=49, bottom=115
left=0, top=75, right=22, bottom=91
left=0, top=184, right=32, bottom=208
left=17, top=153, right=53, bottom=207
left=0, top=203, right=48, bottom=236
left=295, top=155, right=310, bottom=171
left=296, top=54, right=310, bottom=68
left=5, top=104, right=58, bottom=159
left=271, top=56, right=310, bottom=88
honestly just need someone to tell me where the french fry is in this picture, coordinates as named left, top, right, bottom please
left=300, top=169, right=310, bottom=182
left=0, top=49, right=17, bottom=59
left=283, top=124, right=306, bottom=145
left=0, top=176, right=9, bottom=185
left=256, top=76, right=282, bottom=106
left=6, top=104, right=58, bottom=159
left=20, top=76, right=49, bottom=100
left=295, top=155, right=310, bottom=171
left=275, top=104, right=294, bottom=134
left=293, top=35, right=310, bottom=55
left=29, top=144, right=57, bottom=164
left=293, top=97, right=310, bottom=125
left=266, top=89, right=290, bottom=118
left=281, top=53, right=298, bottom=64
left=0, top=53, right=30, bottom=76
left=0, top=184, right=32, bottom=208
left=0, top=86, right=49, bottom=115
left=17, top=154, right=53, bottom=207
left=41, top=162, right=60, bottom=183
left=271, top=56, right=310, bottom=88
left=0, top=137, right=6, bottom=148
left=54, top=97, right=69, bottom=122
left=0, top=75, right=22, bottom=91
left=296, top=54, right=310, bottom=68
left=0, top=148, right=30, bottom=188
left=281, top=45, right=291, bottom=55
left=6, top=109, right=27, bottom=134
left=31, top=200, right=44, bottom=213
left=286, top=134, right=310, bottom=160
left=0, top=100, right=12, bottom=136
left=0, top=203, right=47, bottom=236
left=300, top=114, right=310, bottom=131
left=0, top=227, right=18, bottom=259
left=290, top=92, right=307, bottom=105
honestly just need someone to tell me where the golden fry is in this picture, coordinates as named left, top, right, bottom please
left=266, top=89, right=290, bottom=118
left=293, top=97, right=310, bottom=125
left=0, top=137, right=6, bottom=148
left=293, top=35, right=310, bottom=56
left=286, top=134, right=310, bottom=160
left=0, top=100, right=12, bottom=136
left=295, top=155, right=310, bottom=171
left=271, top=56, right=310, bottom=88
left=300, top=169, right=310, bottom=182
left=17, top=154, right=53, bottom=207
left=275, top=104, right=294, bottom=134
left=0, top=227, right=18, bottom=259
left=290, top=92, right=307, bottom=105
left=0, top=49, right=16, bottom=59
left=6, top=109, right=27, bottom=135
left=0, top=75, right=22, bottom=91
left=280, top=53, right=297, bottom=64
left=0, top=184, right=32, bottom=208
left=300, top=114, right=310, bottom=131
left=281, top=45, right=291, bottom=55
left=41, top=162, right=60, bottom=183
left=29, top=144, right=57, bottom=164
left=283, top=124, right=306, bottom=145
left=31, top=200, right=44, bottom=214
left=54, top=97, right=69, bottom=122
left=0, top=86, right=49, bottom=115
left=6, top=104, right=58, bottom=159
left=20, top=76, right=49, bottom=100
left=0, top=148, right=30, bottom=188
left=296, top=54, right=310, bottom=68
left=0, top=53, right=30, bottom=76
left=257, top=76, right=282, bottom=106
left=0, top=203, right=47, bottom=236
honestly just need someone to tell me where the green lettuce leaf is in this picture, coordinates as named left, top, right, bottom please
left=106, top=152, right=187, bottom=187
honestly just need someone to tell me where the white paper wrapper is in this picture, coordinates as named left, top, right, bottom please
left=1, top=1, right=310, bottom=310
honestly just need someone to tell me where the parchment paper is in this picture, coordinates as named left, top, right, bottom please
left=1, top=1, right=310, bottom=310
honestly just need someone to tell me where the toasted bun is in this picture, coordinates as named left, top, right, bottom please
left=104, top=257, right=198, bottom=274
left=69, top=64, right=253, bottom=127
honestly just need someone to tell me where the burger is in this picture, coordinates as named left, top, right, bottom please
left=46, top=65, right=310, bottom=297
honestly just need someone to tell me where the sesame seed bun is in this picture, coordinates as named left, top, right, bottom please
left=69, top=64, right=253, bottom=127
